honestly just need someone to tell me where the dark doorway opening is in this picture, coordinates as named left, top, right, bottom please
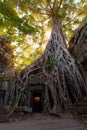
left=33, top=91, right=42, bottom=113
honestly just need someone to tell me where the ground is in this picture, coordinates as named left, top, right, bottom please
left=0, top=113, right=87, bottom=130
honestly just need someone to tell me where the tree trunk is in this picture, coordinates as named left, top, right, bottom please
left=9, top=16, right=87, bottom=116
left=43, top=16, right=87, bottom=113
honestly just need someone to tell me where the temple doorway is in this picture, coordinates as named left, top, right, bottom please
left=33, top=91, right=42, bottom=113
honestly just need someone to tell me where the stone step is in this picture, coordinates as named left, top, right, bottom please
left=73, top=104, right=87, bottom=107
left=0, top=114, right=9, bottom=123
left=69, top=96, right=87, bottom=124
left=77, top=101, right=87, bottom=105
left=81, top=114, right=87, bottom=118
left=70, top=106, right=87, bottom=114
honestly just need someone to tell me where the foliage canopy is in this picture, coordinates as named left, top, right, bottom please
left=0, top=0, right=87, bottom=71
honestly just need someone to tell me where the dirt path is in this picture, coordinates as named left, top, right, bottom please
left=0, top=114, right=87, bottom=130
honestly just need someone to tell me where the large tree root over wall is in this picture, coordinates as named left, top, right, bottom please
left=8, top=17, right=87, bottom=117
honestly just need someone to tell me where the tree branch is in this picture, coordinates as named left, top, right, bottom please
left=63, top=12, right=85, bottom=26
left=37, top=17, right=50, bottom=23
left=57, top=0, right=63, bottom=12
left=39, top=4, right=50, bottom=13
left=49, top=3, right=55, bottom=17
left=56, top=0, right=63, bottom=13
left=53, top=0, right=57, bottom=11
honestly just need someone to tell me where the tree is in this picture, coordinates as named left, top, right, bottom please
left=0, top=1, right=36, bottom=34
left=0, top=35, right=14, bottom=109
left=0, top=35, right=14, bottom=75
left=0, top=0, right=37, bottom=71
left=8, top=0, right=87, bottom=116
left=0, top=0, right=87, bottom=71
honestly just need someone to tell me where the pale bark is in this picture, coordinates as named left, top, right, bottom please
left=8, top=16, right=87, bottom=116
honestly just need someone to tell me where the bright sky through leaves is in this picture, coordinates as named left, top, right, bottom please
left=0, top=0, right=87, bottom=72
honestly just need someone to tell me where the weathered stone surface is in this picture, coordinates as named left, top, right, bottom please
left=0, top=114, right=9, bottom=123
left=70, top=96, right=87, bottom=123
left=69, top=18, right=87, bottom=68
left=0, top=109, right=9, bottom=123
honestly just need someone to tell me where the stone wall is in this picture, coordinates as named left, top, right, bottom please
left=69, top=20, right=87, bottom=88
